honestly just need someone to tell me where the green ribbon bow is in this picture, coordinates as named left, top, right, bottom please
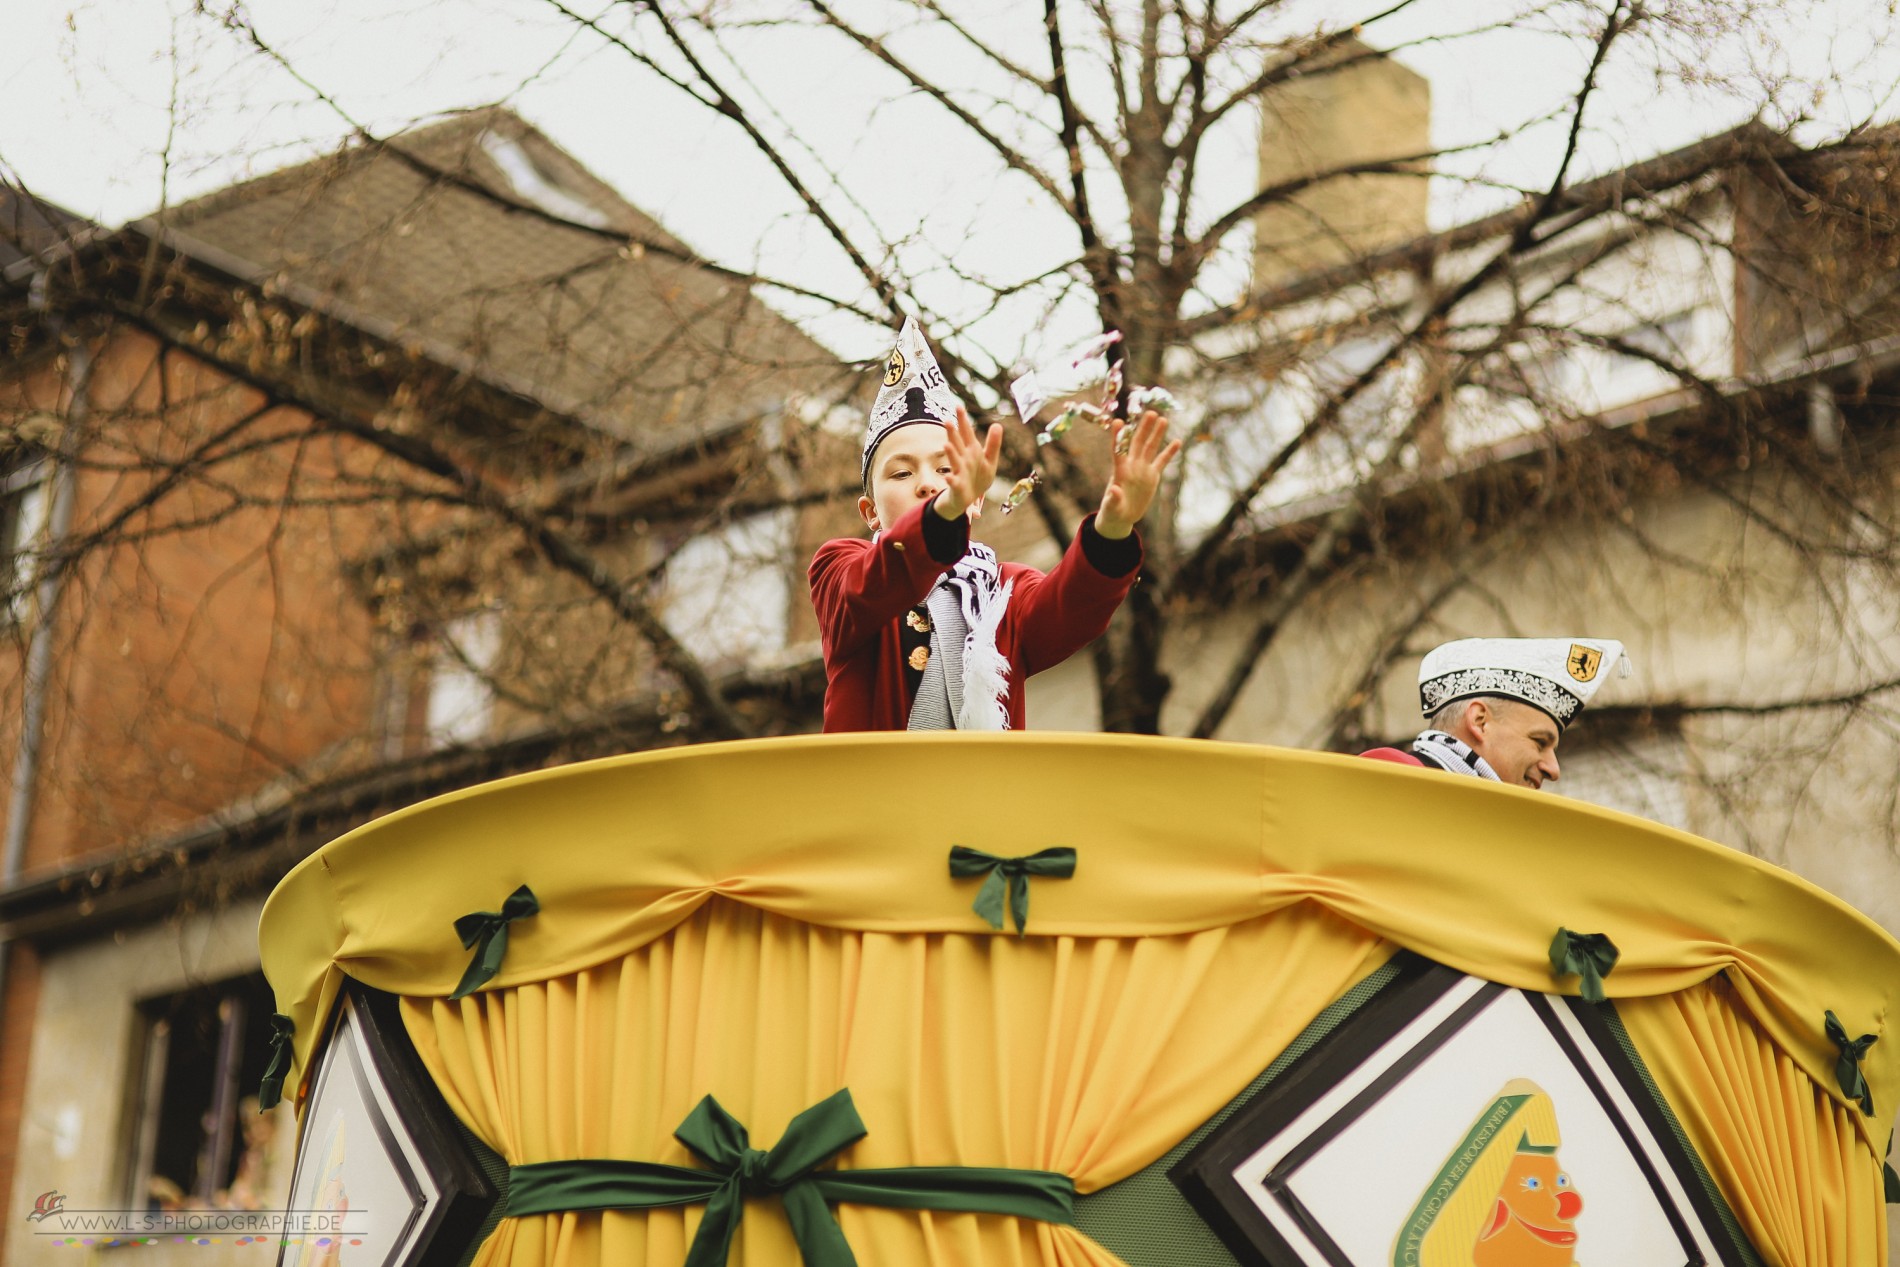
left=451, top=884, right=540, bottom=1000
left=503, top=1089, right=1074, bottom=1266
left=672, top=1091, right=863, bottom=1267
left=1825, top=1009, right=1877, bottom=1115
left=256, top=1013, right=295, bottom=1111
left=1548, top=928, right=1620, bottom=1004
left=948, top=846, right=1076, bottom=935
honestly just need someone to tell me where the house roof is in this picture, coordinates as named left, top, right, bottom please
left=0, top=185, right=92, bottom=274
left=156, top=108, right=841, bottom=450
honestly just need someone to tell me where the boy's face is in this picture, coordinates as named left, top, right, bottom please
left=859, top=421, right=952, bottom=533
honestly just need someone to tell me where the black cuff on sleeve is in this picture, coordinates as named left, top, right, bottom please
left=921, top=496, right=971, bottom=564
left=1079, top=515, right=1141, bottom=578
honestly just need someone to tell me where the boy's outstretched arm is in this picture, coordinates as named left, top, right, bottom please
left=1003, top=410, right=1180, bottom=681
left=1095, top=411, right=1183, bottom=539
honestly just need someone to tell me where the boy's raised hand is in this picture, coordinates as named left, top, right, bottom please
left=934, top=407, right=1005, bottom=520
left=1096, top=411, right=1182, bottom=539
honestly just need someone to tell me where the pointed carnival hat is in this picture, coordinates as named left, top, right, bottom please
left=1419, top=637, right=1628, bottom=729
left=862, top=316, right=963, bottom=488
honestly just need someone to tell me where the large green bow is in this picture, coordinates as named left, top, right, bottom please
left=674, top=1091, right=863, bottom=1267
left=1548, top=928, right=1620, bottom=1004
left=451, top=884, right=539, bottom=1000
left=256, top=1013, right=295, bottom=1111
left=1825, top=1010, right=1878, bottom=1115
left=948, top=846, right=1076, bottom=935
left=502, top=1089, right=1075, bottom=1266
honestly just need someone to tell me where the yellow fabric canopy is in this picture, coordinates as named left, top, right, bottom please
left=259, top=732, right=1900, bottom=1124
left=259, top=732, right=1900, bottom=1265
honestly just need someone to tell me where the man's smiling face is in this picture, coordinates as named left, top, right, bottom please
left=1463, top=698, right=1563, bottom=789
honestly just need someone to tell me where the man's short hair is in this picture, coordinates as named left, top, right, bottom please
left=1427, top=694, right=1515, bottom=732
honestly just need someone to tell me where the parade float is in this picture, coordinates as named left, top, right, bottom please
left=255, top=733, right=1900, bottom=1266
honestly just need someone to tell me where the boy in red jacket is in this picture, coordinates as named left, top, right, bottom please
left=810, top=318, right=1179, bottom=732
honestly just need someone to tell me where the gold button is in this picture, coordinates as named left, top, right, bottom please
left=908, top=646, right=930, bottom=671
left=891, top=539, right=906, bottom=551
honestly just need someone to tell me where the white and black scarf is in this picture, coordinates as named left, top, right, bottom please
left=1410, top=729, right=1501, bottom=782
left=907, top=543, right=1014, bottom=731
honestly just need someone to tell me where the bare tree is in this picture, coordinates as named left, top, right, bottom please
left=8, top=0, right=1900, bottom=850
left=459, top=0, right=1900, bottom=741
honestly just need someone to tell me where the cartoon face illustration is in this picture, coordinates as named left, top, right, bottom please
left=1392, top=1077, right=1581, bottom=1267
left=1474, top=1149, right=1583, bottom=1265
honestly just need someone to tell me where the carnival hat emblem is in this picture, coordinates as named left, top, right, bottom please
left=1418, top=637, right=1627, bottom=730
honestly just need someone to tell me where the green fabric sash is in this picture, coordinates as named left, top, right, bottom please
left=451, top=883, right=539, bottom=1000
left=1549, top=927, right=1619, bottom=1004
left=256, top=1013, right=295, bottom=1111
left=502, top=1090, right=1075, bottom=1267
left=1825, top=1009, right=1877, bottom=1115
left=948, top=845, right=1076, bottom=935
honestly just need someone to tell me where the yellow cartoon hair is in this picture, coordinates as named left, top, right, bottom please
left=1391, top=1077, right=1561, bottom=1267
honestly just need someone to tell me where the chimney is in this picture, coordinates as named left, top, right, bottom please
left=1253, top=37, right=1432, bottom=287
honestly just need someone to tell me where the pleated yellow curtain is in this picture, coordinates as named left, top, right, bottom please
left=1621, top=977, right=1888, bottom=1266
left=257, top=734, right=1900, bottom=1266
left=399, top=895, right=1390, bottom=1266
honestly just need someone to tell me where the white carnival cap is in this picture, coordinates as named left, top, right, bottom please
left=1418, top=637, right=1628, bottom=729
left=862, top=316, right=963, bottom=487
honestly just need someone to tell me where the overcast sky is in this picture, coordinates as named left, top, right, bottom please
left=6, top=0, right=1899, bottom=366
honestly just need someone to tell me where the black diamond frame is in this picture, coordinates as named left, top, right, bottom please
left=1169, top=955, right=1748, bottom=1267
left=274, top=983, right=498, bottom=1267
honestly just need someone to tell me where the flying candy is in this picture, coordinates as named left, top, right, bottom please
left=1036, top=402, right=1100, bottom=447
left=1127, top=386, right=1178, bottom=416
left=1001, top=470, right=1042, bottom=514
left=1009, top=330, right=1124, bottom=422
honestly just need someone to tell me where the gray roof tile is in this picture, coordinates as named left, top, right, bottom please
left=165, top=108, right=839, bottom=447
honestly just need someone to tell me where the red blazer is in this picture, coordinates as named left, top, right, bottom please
left=809, top=501, right=1140, bottom=732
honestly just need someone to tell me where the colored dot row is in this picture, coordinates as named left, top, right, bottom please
left=52, top=1237, right=365, bottom=1247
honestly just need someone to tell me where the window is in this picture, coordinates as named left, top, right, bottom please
left=479, top=131, right=613, bottom=230
left=660, top=509, right=794, bottom=668
left=1316, top=335, right=1406, bottom=444
left=2, top=457, right=50, bottom=623
left=1176, top=378, right=1293, bottom=539
left=426, top=611, right=501, bottom=748
left=1178, top=336, right=1418, bottom=538
left=1590, top=309, right=1699, bottom=411
left=125, top=973, right=280, bottom=1211
left=1618, top=310, right=1696, bottom=362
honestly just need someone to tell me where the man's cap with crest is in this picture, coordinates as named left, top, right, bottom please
left=1419, top=637, right=1628, bottom=729
left=862, top=317, right=963, bottom=487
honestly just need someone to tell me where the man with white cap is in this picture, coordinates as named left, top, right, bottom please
left=809, top=317, right=1179, bottom=732
left=1360, top=638, right=1627, bottom=789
